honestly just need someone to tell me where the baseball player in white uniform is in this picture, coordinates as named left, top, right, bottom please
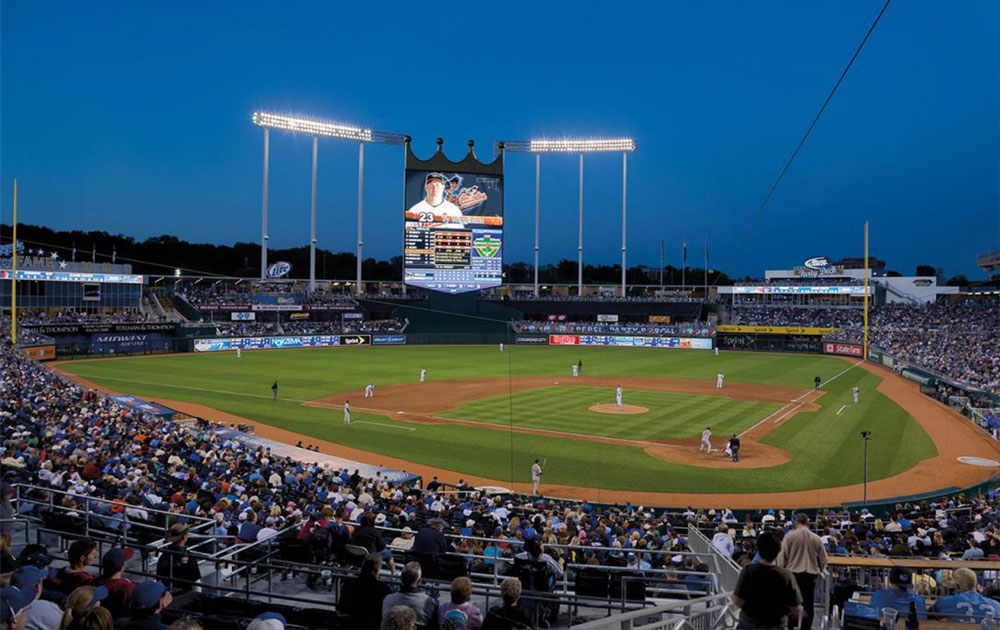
left=700, top=426, right=712, bottom=453
left=364, top=383, right=374, bottom=399
left=616, top=385, right=623, bottom=409
left=531, top=459, right=543, bottom=495
left=499, top=342, right=504, bottom=352
left=572, top=364, right=579, bottom=377
left=714, top=346, right=719, bottom=356
left=716, top=372, right=725, bottom=389
left=408, top=172, right=463, bottom=226
left=236, top=347, right=241, bottom=359
left=852, top=385, right=859, bottom=403
left=343, top=400, right=351, bottom=425
left=420, top=368, right=426, bottom=383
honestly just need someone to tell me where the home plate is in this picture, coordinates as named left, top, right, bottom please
left=397, top=411, right=404, bottom=414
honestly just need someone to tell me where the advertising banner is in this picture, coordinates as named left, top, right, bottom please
left=716, top=325, right=836, bottom=335
left=403, top=168, right=503, bottom=294
left=193, top=335, right=341, bottom=352
left=31, top=323, right=178, bottom=336
left=731, top=285, right=869, bottom=296
left=23, top=345, right=55, bottom=361
left=231, top=312, right=256, bottom=321
left=109, top=395, right=177, bottom=418
left=342, top=312, right=365, bottom=320
left=823, top=342, right=862, bottom=357
left=0, top=269, right=144, bottom=284
left=649, top=315, right=672, bottom=324
left=90, top=333, right=173, bottom=354
left=515, top=335, right=549, bottom=345
left=339, top=334, right=371, bottom=346
left=549, top=334, right=580, bottom=346
left=596, top=314, right=619, bottom=323
left=550, top=334, right=711, bottom=350
left=251, top=295, right=302, bottom=311
left=289, top=312, right=310, bottom=320
left=373, top=335, right=407, bottom=345
left=902, top=368, right=935, bottom=386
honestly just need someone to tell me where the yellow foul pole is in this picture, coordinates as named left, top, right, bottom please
left=863, top=220, right=869, bottom=359
left=11, top=179, right=17, bottom=345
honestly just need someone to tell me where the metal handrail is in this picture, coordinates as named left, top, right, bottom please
left=571, top=594, right=733, bottom=630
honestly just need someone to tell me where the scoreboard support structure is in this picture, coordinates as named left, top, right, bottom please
left=252, top=112, right=405, bottom=293
left=499, top=138, right=637, bottom=297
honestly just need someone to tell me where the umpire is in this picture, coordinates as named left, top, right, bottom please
left=777, top=514, right=827, bottom=630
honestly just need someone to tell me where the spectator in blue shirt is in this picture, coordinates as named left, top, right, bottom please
left=961, top=537, right=985, bottom=561
left=932, top=568, right=1000, bottom=622
left=870, top=567, right=927, bottom=620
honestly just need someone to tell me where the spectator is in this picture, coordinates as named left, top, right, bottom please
left=73, top=607, right=114, bottom=630
left=412, top=519, right=449, bottom=557
left=437, top=577, right=483, bottom=630
left=870, top=567, right=927, bottom=620
left=2, top=585, right=36, bottom=630
left=931, top=567, right=1000, bottom=621
left=55, top=539, right=98, bottom=594
left=156, top=524, right=201, bottom=592
left=382, top=605, right=417, bottom=630
left=167, top=620, right=203, bottom=630
left=732, top=530, right=803, bottom=630
left=245, top=612, right=286, bottom=630
left=391, top=526, right=416, bottom=551
left=338, top=556, right=393, bottom=629
left=777, top=513, right=827, bottom=630
left=11, top=564, right=63, bottom=630
left=59, top=586, right=109, bottom=630
left=95, top=548, right=136, bottom=619
left=712, top=524, right=735, bottom=558
left=960, top=537, right=985, bottom=561
left=351, top=511, right=396, bottom=573
left=122, top=580, right=173, bottom=630
left=482, top=578, right=533, bottom=630
left=382, top=562, right=438, bottom=628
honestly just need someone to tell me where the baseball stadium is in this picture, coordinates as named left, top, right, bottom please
left=2, top=2, right=1000, bottom=629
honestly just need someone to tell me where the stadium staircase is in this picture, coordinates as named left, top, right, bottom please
left=152, top=292, right=189, bottom=323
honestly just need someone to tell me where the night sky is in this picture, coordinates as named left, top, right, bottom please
left=2, top=1, right=997, bottom=279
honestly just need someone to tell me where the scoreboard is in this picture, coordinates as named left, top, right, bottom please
left=403, top=167, right=504, bottom=294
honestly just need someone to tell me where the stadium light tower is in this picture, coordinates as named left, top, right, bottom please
left=501, top=138, right=636, bottom=296
left=252, top=112, right=405, bottom=293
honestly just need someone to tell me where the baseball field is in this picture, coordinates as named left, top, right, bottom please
left=55, top=345, right=1000, bottom=508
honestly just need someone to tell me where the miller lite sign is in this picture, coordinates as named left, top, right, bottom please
left=266, top=261, right=292, bottom=278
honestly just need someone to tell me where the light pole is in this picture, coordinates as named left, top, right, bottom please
left=252, top=112, right=405, bottom=293
left=499, top=138, right=636, bottom=297
left=860, top=430, right=871, bottom=505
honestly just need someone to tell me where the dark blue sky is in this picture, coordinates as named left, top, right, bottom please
left=2, top=1, right=997, bottom=279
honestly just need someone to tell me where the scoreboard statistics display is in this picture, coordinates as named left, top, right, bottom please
left=404, top=168, right=503, bottom=294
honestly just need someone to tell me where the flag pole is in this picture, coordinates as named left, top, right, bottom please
left=11, top=179, right=17, bottom=345
left=863, top=221, right=869, bottom=359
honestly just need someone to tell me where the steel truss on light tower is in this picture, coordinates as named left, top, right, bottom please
left=252, top=111, right=406, bottom=293
left=500, top=137, right=637, bottom=297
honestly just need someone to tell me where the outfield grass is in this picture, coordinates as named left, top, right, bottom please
left=57, top=346, right=937, bottom=494
left=441, top=386, right=783, bottom=441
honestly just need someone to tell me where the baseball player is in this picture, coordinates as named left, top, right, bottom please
left=531, top=459, right=543, bottom=495
left=344, top=400, right=351, bottom=425
left=716, top=372, right=724, bottom=389
left=852, top=385, right=859, bottom=404
left=271, top=381, right=278, bottom=400
left=814, top=375, right=821, bottom=390
left=420, top=368, right=426, bottom=383
left=572, top=363, right=579, bottom=377
left=714, top=346, right=719, bottom=356
left=236, top=347, right=242, bottom=359
left=364, top=383, right=375, bottom=399
left=408, top=172, right=463, bottom=225
left=616, top=385, right=624, bottom=409
left=700, top=426, right=712, bottom=453
left=499, top=342, right=504, bottom=352
left=728, top=434, right=741, bottom=462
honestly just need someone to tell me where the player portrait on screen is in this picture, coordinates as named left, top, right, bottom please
left=407, top=172, right=463, bottom=226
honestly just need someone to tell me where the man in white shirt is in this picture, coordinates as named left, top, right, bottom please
left=616, top=385, right=624, bottom=409
left=716, top=372, right=724, bottom=389
left=364, top=383, right=374, bottom=398
left=408, top=172, right=463, bottom=225
left=531, top=459, right=543, bottom=495
left=420, top=368, right=426, bottom=383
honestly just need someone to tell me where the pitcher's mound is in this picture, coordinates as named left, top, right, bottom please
left=589, top=404, right=648, bottom=415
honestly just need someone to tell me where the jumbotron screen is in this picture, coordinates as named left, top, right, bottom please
left=403, top=169, right=503, bottom=294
